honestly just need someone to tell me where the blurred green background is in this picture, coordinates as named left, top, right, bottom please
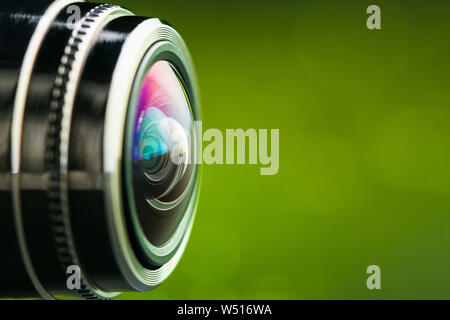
left=118, top=0, right=450, bottom=299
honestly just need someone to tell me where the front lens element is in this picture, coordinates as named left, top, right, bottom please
left=130, top=60, right=197, bottom=249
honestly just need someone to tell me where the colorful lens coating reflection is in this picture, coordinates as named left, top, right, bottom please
left=130, top=60, right=196, bottom=248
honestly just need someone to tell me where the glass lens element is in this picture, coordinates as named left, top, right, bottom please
left=130, top=61, right=196, bottom=248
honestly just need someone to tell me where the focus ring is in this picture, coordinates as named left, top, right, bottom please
left=46, top=4, right=120, bottom=300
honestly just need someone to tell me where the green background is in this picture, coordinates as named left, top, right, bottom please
left=117, top=0, right=450, bottom=299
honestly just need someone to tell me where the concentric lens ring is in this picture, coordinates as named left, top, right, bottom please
left=131, top=60, right=196, bottom=219
left=45, top=4, right=129, bottom=300
left=104, top=22, right=201, bottom=290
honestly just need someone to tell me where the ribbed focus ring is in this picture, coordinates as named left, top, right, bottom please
left=46, top=4, right=120, bottom=300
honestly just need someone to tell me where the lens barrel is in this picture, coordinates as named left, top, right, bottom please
left=0, top=0, right=200, bottom=299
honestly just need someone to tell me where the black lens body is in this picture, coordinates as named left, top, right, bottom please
left=0, top=0, right=59, bottom=298
left=0, top=0, right=200, bottom=299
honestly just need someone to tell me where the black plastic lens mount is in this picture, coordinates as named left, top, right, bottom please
left=0, top=0, right=201, bottom=300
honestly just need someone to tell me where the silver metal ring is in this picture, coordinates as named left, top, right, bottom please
left=103, top=18, right=201, bottom=290
left=48, top=3, right=132, bottom=300
left=10, top=0, right=86, bottom=301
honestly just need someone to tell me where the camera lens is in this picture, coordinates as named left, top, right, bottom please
left=126, top=60, right=198, bottom=253
left=0, top=0, right=200, bottom=300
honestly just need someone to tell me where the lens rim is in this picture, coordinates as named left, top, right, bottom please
left=103, top=18, right=201, bottom=290
left=124, top=50, right=200, bottom=267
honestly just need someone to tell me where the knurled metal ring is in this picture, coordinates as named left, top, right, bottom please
left=45, top=3, right=123, bottom=300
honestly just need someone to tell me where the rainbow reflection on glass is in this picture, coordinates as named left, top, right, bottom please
left=130, top=60, right=196, bottom=247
